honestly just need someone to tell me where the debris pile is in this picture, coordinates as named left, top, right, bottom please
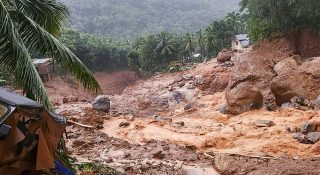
left=50, top=30, right=320, bottom=174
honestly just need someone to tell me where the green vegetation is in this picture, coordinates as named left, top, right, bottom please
left=240, top=0, right=320, bottom=40
left=76, top=162, right=118, bottom=175
left=60, top=0, right=241, bottom=40
left=60, top=28, right=129, bottom=72
left=59, top=12, right=245, bottom=76
left=127, top=12, right=245, bottom=75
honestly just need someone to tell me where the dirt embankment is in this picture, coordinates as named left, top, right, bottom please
left=45, top=70, right=138, bottom=104
left=52, top=30, right=320, bottom=175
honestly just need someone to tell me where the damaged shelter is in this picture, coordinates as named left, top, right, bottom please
left=0, top=87, right=67, bottom=175
left=231, top=34, right=250, bottom=52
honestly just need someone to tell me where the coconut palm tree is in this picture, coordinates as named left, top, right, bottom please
left=196, top=30, right=206, bottom=57
left=155, top=31, right=176, bottom=64
left=0, top=0, right=101, bottom=110
left=183, top=32, right=194, bottom=58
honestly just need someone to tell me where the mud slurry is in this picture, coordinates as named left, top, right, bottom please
left=65, top=118, right=217, bottom=175
left=57, top=83, right=320, bottom=174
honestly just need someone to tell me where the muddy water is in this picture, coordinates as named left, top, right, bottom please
left=101, top=106, right=320, bottom=158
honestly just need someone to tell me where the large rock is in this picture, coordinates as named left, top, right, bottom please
left=226, top=82, right=263, bottom=115
left=209, top=74, right=230, bottom=93
left=199, top=66, right=231, bottom=94
left=271, top=57, right=320, bottom=105
left=92, top=95, right=111, bottom=112
left=273, top=55, right=300, bottom=75
left=216, top=49, right=233, bottom=63
left=226, top=38, right=299, bottom=109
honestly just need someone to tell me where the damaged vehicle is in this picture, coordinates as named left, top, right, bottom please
left=0, top=87, right=67, bottom=175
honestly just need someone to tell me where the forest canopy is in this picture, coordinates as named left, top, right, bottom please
left=60, top=0, right=241, bottom=40
left=240, top=0, right=320, bottom=40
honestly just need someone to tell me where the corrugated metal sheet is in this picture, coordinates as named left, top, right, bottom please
left=235, top=34, right=250, bottom=47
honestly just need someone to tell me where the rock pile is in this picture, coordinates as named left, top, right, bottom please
left=222, top=31, right=320, bottom=115
left=290, top=120, right=320, bottom=144
left=271, top=57, right=320, bottom=106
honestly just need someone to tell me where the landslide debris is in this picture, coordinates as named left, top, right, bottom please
left=51, top=30, right=320, bottom=174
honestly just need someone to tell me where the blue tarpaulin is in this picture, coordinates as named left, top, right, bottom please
left=54, top=160, right=75, bottom=175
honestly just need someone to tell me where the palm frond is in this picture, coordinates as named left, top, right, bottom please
left=0, top=1, right=52, bottom=109
left=15, top=12, right=101, bottom=93
left=156, top=41, right=164, bottom=52
left=14, top=0, right=69, bottom=36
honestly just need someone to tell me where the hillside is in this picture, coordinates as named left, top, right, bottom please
left=60, top=0, right=240, bottom=39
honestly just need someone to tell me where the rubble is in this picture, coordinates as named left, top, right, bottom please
left=49, top=31, right=320, bottom=174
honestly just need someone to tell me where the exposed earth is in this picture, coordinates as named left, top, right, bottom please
left=48, top=31, right=320, bottom=175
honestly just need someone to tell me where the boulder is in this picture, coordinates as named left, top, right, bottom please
left=292, top=133, right=308, bottom=144
left=302, top=122, right=317, bottom=134
left=216, top=49, right=233, bottom=63
left=307, top=132, right=320, bottom=144
left=226, top=82, right=263, bottom=115
left=273, top=56, right=299, bottom=75
left=271, top=57, right=320, bottom=105
left=294, top=132, right=320, bottom=144
left=92, top=95, right=111, bottom=112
